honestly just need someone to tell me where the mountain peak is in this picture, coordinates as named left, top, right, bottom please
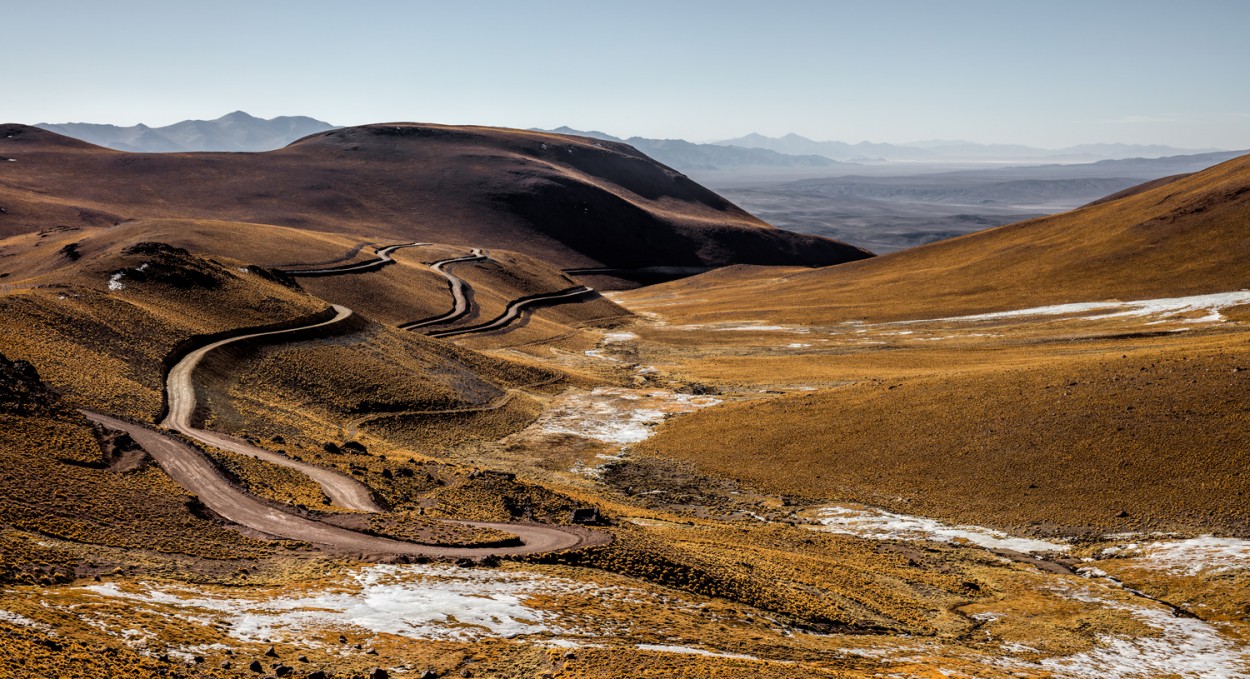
left=218, top=110, right=259, bottom=122
left=35, top=114, right=336, bottom=153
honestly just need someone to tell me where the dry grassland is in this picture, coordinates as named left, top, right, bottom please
left=618, top=153, right=1250, bottom=324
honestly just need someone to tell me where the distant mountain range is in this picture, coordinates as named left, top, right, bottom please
left=37, top=111, right=335, bottom=153
left=714, top=133, right=1222, bottom=162
left=30, top=113, right=1230, bottom=172
left=540, top=127, right=845, bottom=172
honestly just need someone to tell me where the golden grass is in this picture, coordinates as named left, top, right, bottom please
left=0, top=368, right=269, bottom=563
left=535, top=521, right=981, bottom=635
left=636, top=327, right=1250, bottom=537
left=0, top=238, right=323, bottom=421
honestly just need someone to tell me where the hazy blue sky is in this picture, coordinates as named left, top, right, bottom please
left=6, top=0, right=1249, bottom=148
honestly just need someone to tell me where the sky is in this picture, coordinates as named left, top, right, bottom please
left=5, top=0, right=1249, bottom=149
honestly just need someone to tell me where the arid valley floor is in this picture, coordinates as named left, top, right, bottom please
left=0, top=123, right=1247, bottom=678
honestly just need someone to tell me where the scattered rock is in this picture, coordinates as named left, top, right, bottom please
left=58, top=242, right=81, bottom=261
left=323, top=442, right=341, bottom=455
left=570, top=507, right=603, bottom=525
left=249, top=659, right=263, bottom=673
left=220, top=660, right=231, bottom=670
left=265, top=645, right=278, bottom=657
left=243, top=264, right=300, bottom=289
left=419, top=670, right=438, bottom=679
left=274, top=665, right=293, bottom=677
left=370, top=669, right=389, bottom=679
left=307, top=671, right=327, bottom=679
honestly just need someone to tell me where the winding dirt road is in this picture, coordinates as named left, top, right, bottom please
left=281, top=242, right=430, bottom=277
left=111, top=240, right=608, bottom=555
left=399, top=248, right=488, bottom=330
left=83, top=411, right=592, bottom=557
left=160, top=304, right=380, bottom=510
left=90, top=298, right=603, bottom=556
left=429, top=286, right=598, bottom=338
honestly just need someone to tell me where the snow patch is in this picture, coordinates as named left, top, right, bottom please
left=81, top=564, right=603, bottom=642
left=635, top=644, right=759, bottom=661
left=1102, top=536, right=1250, bottom=575
left=813, top=504, right=1068, bottom=553
left=107, top=273, right=125, bottom=291
left=0, top=609, right=51, bottom=632
left=602, top=331, right=638, bottom=343
left=583, top=349, right=620, bottom=362
left=1031, top=587, right=1250, bottom=679
left=715, top=324, right=809, bottom=332
left=538, top=387, right=720, bottom=446
left=918, top=290, right=1250, bottom=325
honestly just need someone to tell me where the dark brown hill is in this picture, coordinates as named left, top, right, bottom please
left=0, top=123, right=869, bottom=278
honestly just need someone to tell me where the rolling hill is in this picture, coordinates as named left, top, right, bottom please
left=0, top=123, right=870, bottom=282
left=620, top=151, right=1250, bottom=324
left=612, top=152, right=1250, bottom=540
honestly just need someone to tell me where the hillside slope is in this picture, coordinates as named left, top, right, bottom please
left=613, top=153, right=1250, bottom=538
left=0, top=123, right=869, bottom=278
left=618, top=152, right=1250, bottom=323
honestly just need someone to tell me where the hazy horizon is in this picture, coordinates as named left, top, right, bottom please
left=6, top=0, right=1249, bottom=149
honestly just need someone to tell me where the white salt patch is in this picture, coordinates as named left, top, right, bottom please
left=107, top=273, right=125, bottom=290
left=1031, top=588, right=1250, bottom=679
left=919, top=290, right=1250, bottom=325
left=1103, top=536, right=1250, bottom=575
left=636, top=644, right=759, bottom=661
left=814, top=505, right=1068, bottom=553
left=602, top=331, right=638, bottom=343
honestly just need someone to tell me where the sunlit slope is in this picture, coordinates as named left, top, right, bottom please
left=0, top=123, right=869, bottom=274
left=636, top=334, right=1250, bottom=536
left=618, top=153, right=1250, bottom=323
left=0, top=221, right=563, bottom=426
